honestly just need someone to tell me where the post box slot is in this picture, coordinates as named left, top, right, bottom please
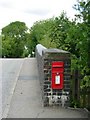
left=52, top=62, right=64, bottom=67
left=52, top=65, right=63, bottom=67
left=52, top=71, right=63, bottom=74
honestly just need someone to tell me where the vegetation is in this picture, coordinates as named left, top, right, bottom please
left=1, top=0, right=90, bottom=109
left=2, top=21, right=30, bottom=58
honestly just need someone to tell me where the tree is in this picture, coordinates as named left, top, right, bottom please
left=27, top=19, right=56, bottom=55
left=2, top=21, right=29, bottom=58
left=50, top=12, right=80, bottom=56
left=74, top=0, right=90, bottom=79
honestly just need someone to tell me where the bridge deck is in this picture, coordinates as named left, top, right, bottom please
left=4, top=58, right=88, bottom=118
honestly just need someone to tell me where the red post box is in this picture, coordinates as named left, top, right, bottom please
left=51, top=61, right=64, bottom=89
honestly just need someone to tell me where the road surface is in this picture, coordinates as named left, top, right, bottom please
left=1, top=58, right=23, bottom=118
left=2, top=58, right=88, bottom=118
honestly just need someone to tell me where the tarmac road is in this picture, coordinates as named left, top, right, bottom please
left=1, top=58, right=24, bottom=117
left=5, top=58, right=88, bottom=118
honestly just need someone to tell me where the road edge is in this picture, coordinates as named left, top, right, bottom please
left=2, top=59, right=24, bottom=118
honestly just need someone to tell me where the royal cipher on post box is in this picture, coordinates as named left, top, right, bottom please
left=51, top=61, right=64, bottom=89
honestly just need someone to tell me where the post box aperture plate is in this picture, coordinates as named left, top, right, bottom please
left=51, top=61, right=64, bottom=89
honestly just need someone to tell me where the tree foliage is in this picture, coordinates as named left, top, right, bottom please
left=2, top=21, right=29, bottom=57
left=28, top=19, right=57, bottom=51
left=74, top=0, right=90, bottom=89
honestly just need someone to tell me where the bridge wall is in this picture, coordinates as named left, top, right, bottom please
left=36, top=44, right=71, bottom=107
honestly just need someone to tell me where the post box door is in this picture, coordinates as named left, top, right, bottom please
left=51, top=61, right=64, bottom=89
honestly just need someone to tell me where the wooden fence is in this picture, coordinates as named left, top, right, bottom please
left=71, top=69, right=90, bottom=111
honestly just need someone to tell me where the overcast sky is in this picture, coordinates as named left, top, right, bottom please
left=0, top=0, right=78, bottom=30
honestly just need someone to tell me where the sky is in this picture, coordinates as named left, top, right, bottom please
left=0, top=0, right=78, bottom=31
